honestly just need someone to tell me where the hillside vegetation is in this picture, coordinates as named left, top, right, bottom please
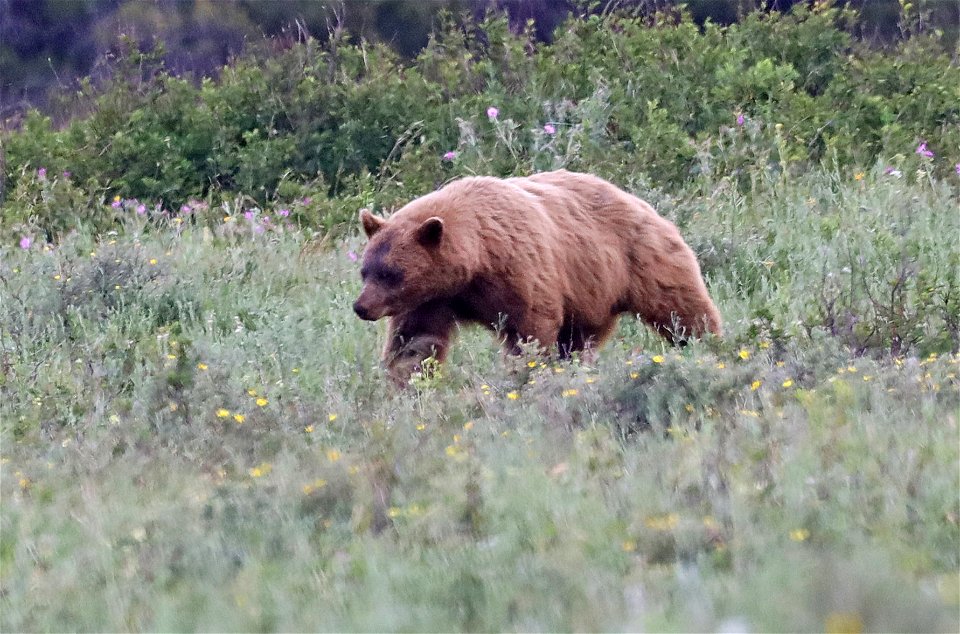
left=1, top=5, right=959, bottom=632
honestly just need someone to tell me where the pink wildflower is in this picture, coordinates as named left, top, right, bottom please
left=443, top=151, right=457, bottom=161
left=244, top=211, right=255, bottom=221
left=62, top=171, right=71, bottom=178
left=111, top=199, right=122, bottom=209
left=884, top=166, right=902, bottom=177
left=180, top=204, right=192, bottom=214
left=253, top=224, right=265, bottom=235
left=278, top=208, right=290, bottom=218
left=915, top=142, right=934, bottom=158
left=487, top=106, right=499, bottom=120
left=955, top=163, right=960, bottom=176
left=19, top=236, right=32, bottom=250
left=543, top=123, right=556, bottom=135
left=736, top=113, right=745, bottom=126
left=37, top=167, right=47, bottom=179
left=136, top=204, right=147, bottom=215
left=348, top=250, right=358, bottom=262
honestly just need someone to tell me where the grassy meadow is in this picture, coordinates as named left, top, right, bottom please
left=2, top=164, right=958, bottom=631
left=2, top=5, right=960, bottom=632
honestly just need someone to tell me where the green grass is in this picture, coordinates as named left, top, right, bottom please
left=1, top=168, right=958, bottom=631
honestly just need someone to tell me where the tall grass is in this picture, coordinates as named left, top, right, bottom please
left=1, top=164, right=957, bottom=631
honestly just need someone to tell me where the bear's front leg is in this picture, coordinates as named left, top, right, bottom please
left=382, top=300, right=459, bottom=387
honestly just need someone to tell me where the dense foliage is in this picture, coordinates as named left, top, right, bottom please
left=3, top=5, right=958, bottom=237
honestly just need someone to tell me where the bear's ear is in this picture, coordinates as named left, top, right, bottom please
left=359, top=208, right=385, bottom=238
left=416, top=217, right=444, bottom=247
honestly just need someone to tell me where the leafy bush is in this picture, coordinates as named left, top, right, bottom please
left=3, top=5, right=959, bottom=238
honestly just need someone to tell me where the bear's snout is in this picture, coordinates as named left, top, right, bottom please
left=353, top=300, right=375, bottom=321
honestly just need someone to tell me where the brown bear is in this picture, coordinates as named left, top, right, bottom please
left=354, top=169, right=722, bottom=383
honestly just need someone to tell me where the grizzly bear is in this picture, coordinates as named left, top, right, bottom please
left=354, top=170, right=721, bottom=383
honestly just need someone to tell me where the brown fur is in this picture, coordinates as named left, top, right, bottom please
left=355, top=170, right=722, bottom=383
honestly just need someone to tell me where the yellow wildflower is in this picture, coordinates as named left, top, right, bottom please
left=328, top=413, right=337, bottom=422
left=789, top=528, right=810, bottom=542
left=507, top=391, right=519, bottom=400
left=233, top=414, right=245, bottom=423
left=854, top=171, right=865, bottom=181
left=216, top=408, right=230, bottom=418
left=561, top=388, right=578, bottom=397
left=782, top=379, right=794, bottom=388
left=416, top=423, right=426, bottom=431
left=652, top=355, right=664, bottom=364
left=149, top=258, right=158, bottom=265
left=326, top=449, right=341, bottom=462
left=302, top=479, right=327, bottom=495
left=750, top=380, right=762, bottom=390
left=304, top=425, right=314, bottom=433
left=247, top=388, right=257, bottom=396
left=630, top=372, right=639, bottom=379
left=644, top=513, right=680, bottom=531
left=463, top=421, right=474, bottom=430
left=527, top=360, right=537, bottom=368
left=738, top=349, right=750, bottom=360
left=255, top=397, right=268, bottom=407
left=716, top=362, right=726, bottom=370
left=554, top=367, right=565, bottom=373
left=197, top=363, right=208, bottom=370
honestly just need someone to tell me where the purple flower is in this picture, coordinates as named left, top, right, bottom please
left=111, top=200, right=122, bottom=209
left=37, top=167, right=47, bottom=179
left=136, top=204, right=147, bottom=215
left=348, top=250, right=358, bottom=262
left=736, top=113, right=745, bottom=127
left=19, top=236, right=32, bottom=250
left=62, top=171, right=71, bottom=179
left=487, top=106, right=499, bottom=120
left=244, top=211, right=255, bottom=221
left=253, top=224, right=265, bottom=235
left=915, top=142, right=934, bottom=158
left=443, top=151, right=458, bottom=162
left=955, top=163, right=960, bottom=176
left=302, top=197, right=312, bottom=205
left=884, top=166, right=902, bottom=177
left=180, top=204, right=192, bottom=214
left=278, top=208, right=290, bottom=217
left=543, top=123, right=556, bottom=135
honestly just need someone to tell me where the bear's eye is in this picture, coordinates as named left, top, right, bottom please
left=402, top=348, right=420, bottom=358
left=376, top=268, right=404, bottom=287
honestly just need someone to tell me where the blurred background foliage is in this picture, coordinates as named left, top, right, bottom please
left=2, top=0, right=958, bottom=119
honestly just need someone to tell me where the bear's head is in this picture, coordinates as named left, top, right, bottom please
left=353, top=197, right=478, bottom=321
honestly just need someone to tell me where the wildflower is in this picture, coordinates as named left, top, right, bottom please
left=416, top=423, right=426, bottom=431
left=652, top=355, right=665, bottom=364
left=347, top=250, right=358, bottom=262
left=249, top=463, right=272, bottom=478
left=292, top=367, right=300, bottom=374
left=278, top=208, right=290, bottom=218
left=53, top=274, right=61, bottom=281
left=136, top=204, right=147, bottom=215
left=824, top=611, right=863, bottom=634
left=63, top=171, right=71, bottom=178
left=216, top=408, right=230, bottom=418
left=197, top=363, right=208, bottom=370
left=789, top=528, right=810, bottom=541
left=255, top=397, right=268, bottom=407
left=759, top=341, right=770, bottom=349
left=736, top=113, right=745, bottom=126
left=442, top=150, right=457, bottom=161
left=854, top=171, right=864, bottom=181
left=149, top=258, right=158, bottom=265
left=326, top=449, right=341, bottom=462
left=543, top=123, right=556, bottom=135
left=19, top=236, right=31, bottom=250
left=302, top=479, right=327, bottom=495
left=233, top=414, right=245, bottom=423
left=487, top=106, right=499, bottom=120
left=630, top=372, right=639, bottom=379
left=527, top=360, right=537, bottom=368
left=244, top=211, right=255, bottom=221
left=622, top=539, right=637, bottom=552
left=111, top=198, right=122, bottom=209
left=685, top=403, right=695, bottom=413
left=782, top=379, right=794, bottom=388
left=328, top=413, right=337, bottom=422
left=915, top=141, right=934, bottom=158
left=956, top=163, right=960, bottom=176
left=253, top=224, right=265, bottom=235
left=304, top=425, right=314, bottom=433
left=585, top=377, right=595, bottom=384
left=644, top=513, right=680, bottom=531
left=37, top=167, right=47, bottom=179
left=247, top=389, right=257, bottom=396
left=750, top=380, right=762, bottom=391
left=738, top=349, right=750, bottom=360
left=884, top=166, right=902, bottom=177
left=507, top=391, right=519, bottom=400
left=554, top=367, right=565, bottom=373
left=463, top=421, right=474, bottom=430
left=561, top=388, right=578, bottom=397
left=180, top=204, right=191, bottom=214
left=168, top=403, right=178, bottom=412
left=223, top=215, right=233, bottom=222
left=715, top=362, right=726, bottom=370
